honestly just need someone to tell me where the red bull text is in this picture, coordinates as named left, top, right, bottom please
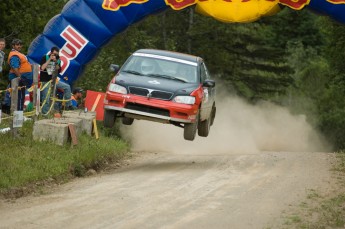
left=59, top=26, right=89, bottom=75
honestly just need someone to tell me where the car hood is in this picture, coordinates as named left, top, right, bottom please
left=114, top=72, right=199, bottom=95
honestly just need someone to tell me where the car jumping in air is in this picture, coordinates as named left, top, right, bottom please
left=103, top=49, right=216, bottom=141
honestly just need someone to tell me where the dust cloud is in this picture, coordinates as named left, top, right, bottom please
left=120, top=95, right=331, bottom=154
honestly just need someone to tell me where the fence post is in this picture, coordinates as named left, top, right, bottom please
left=32, top=64, right=39, bottom=120
left=10, top=77, right=20, bottom=137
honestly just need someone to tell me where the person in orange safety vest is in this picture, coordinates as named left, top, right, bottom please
left=7, top=39, right=33, bottom=111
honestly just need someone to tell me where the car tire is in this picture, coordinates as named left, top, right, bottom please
left=103, top=109, right=117, bottom=128
left=184, top=112, right=199, bottom=141
left=198, top=117, right=210, bottom=137
left=122, top=117, right=134, bottom=125
left=210, top=105, right=216, bottom=126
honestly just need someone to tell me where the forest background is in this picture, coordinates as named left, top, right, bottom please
left=0, top=1, right=345, bottom=150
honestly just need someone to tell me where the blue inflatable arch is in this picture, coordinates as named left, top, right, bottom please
left=28, top=0, right=170, bottom=84
left=27, top=0, right=345, bottom=85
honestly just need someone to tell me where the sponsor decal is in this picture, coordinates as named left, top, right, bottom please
left=59, top=26, right=89, bottom=75
left=188, top=115, right=196, bottom=120
left=102, top=0, right=148, bottom=11
left=148, top=80, right=161, bottom=85
left=203, top=88, right=209, bottom=103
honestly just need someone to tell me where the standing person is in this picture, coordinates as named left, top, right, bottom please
left=7, top=39, right=33, bottom=111
left=0, top=38, right=6, bottom=112
left=40, top=46, right=73, bottom=115
left=71, top=87, right=83, bottom=108
left=0, top=38, right=5, bottom=73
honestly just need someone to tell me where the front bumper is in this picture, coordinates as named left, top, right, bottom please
left=104, top=92, right=199, bottom=124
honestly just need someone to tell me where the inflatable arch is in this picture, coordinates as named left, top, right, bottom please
left=27, top=0, right=345, bottom=85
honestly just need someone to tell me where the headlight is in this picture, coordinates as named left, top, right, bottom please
left=173, top=96, right=196, bottom=105
left=108, top=83, right=127, bottom=94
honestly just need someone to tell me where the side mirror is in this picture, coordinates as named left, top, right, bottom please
left=203, top=79, right=216, bottom=88
left=109, top=64, right=120, bottom=73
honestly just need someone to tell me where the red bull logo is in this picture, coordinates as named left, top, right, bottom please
left=102, top=0, right=311, bottom=12
left=102, top=0, right=279, bottom=11
left=59, top=26, right=89, bottom=75
left=103, top=0, right=148, bottom=11
left=279, top=0, right=309, bottom=9
left=165, top=0, right=198, bottom=10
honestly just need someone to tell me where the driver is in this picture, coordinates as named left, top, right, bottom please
left=141, top=59, right=155, bottom=74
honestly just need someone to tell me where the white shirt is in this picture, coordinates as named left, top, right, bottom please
left=0, top=50, right=5, bottom=73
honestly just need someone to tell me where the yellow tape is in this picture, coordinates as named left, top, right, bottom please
left=1, top=80, right=72, bottom=117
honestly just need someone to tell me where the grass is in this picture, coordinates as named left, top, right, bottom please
left=0, top=118, right=130, bottom=198
left=280, top=152, right=345, bottom=229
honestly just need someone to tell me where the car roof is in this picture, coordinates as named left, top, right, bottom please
left=135, top=49, right=200, bottom=63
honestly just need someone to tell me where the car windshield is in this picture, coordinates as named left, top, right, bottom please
left=121, top=54, right=198, bottom=83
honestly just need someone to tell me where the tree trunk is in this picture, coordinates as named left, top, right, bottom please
left=187, top=8, right=194, bottom=54
left=162, top=12, right=167, bottom=50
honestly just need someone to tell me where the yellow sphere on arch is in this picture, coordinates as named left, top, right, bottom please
left=195, top=0, right=281, bottom=23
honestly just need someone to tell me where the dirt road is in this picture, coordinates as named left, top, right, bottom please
left=0, top=97, right=336, bottom=228
left=0, top=151, right=335, bottom=229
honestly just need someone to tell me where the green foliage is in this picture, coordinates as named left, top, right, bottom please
left=0, top=1, right=65, bottom=49
left=317, top=84, right=345, bottom=149
left=313, top=19, right=345, bottom=150
left=0, top=0, right=66, bottom=94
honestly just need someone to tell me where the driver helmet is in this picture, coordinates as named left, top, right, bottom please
left=141, top=59, right=155, bottom=74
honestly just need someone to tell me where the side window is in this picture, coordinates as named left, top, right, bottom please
left=200, top=62, right=210, bottom=82
left=200, top=63, right=207, bottom=82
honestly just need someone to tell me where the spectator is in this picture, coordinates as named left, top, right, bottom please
left=40, top=46, right=74, bottom=115
left=7, top=39, right=33, bottom=111
left=71, top=87, right=83, bottom=108
left=0, top=38, right=6, bottom=112
left=0, top=38, right=5, bottom=73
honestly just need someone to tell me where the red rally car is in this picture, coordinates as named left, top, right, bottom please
left=103, top=49, right=216, bottom=141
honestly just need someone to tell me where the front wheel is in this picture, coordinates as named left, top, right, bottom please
left=210, top=105, right=216, bottom=126
left=103, top=109, right=117, bottom=128
left=184, top=112, right=199, bottom=141
left=198, top=117, right=210, bottom=137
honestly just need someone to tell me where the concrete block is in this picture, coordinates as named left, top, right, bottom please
left=62, top=111, right=96, bottom=135
left=33, top=118, right=83, bottom=145
left=33, top=119, right=69, bottom=146
left=52, top=117, right=83, bottom=135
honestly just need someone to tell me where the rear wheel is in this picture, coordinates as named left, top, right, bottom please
left=122, top=117, right=134, bottom=125
left=103, top=109, right=117, bottom=128
left=184, top=112, right=199, bottom=141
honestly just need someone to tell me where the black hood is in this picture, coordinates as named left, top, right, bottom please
left=115, top=72, right=199, bottom=96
